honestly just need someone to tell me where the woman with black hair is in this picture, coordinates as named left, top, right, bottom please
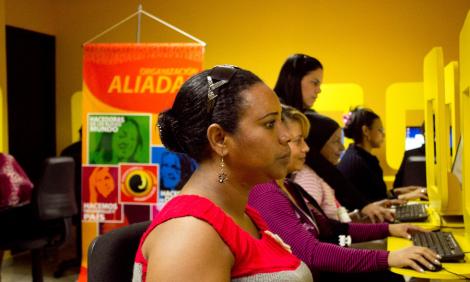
left=274, top=53, right=323, bottom=112
left=133, top=66, right=313, bottom=281
left=338, top=107, right=427, bottom=203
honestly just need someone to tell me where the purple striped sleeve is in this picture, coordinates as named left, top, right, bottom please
left=248, top=182, right=390, bottom=273
left=348, top=223, right=390, bottom=242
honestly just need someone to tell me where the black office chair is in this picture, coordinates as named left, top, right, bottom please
left=0, top=156, right=77, bottom=282
left=87, top=221, right=151, bottom=282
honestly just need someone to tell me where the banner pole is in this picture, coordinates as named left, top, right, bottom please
left=136, top=4, right=143, bottom=43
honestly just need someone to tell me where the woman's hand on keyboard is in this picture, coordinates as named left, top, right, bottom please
left=360, top=203, right=395, bottom=223
left=389, top=223, right=429, bottom=239
left=374, top=198, right=407, bottom=208
left=388, top=246, right=441, bottom=272
left=396, top=186, right=428, bottom=201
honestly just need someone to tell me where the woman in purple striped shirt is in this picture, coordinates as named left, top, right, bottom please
left=248, top=105, right=440, bottom=282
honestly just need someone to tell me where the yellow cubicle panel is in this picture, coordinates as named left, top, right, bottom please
left=423, top=47, right=451, bottom=214
left=71, top=91, right=82, bottom=142
left=385, top=82, right=423, bottom=170
left=459, top=10, right=470, bottom=238
left=314, top=83, right=363, bottom=148
left=442, top=61, right=464, bottom=221
left=444, top=61, right=460, bottom=166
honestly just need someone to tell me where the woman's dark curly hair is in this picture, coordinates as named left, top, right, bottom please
left=158, top=66, right=262, bottom=162
left=274, top=54, right=323, bottom=111
left=343, top=106, right=380, bottom=144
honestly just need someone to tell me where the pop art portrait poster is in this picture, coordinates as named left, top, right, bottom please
left=82, top=166, right=122, bottom=223
left=88, top=114, right=151, bottom=165
left=151, top=146, right=197, bottom=204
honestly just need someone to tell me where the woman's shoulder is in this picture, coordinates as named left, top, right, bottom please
left=293, top=166, right=323, bottom=187
left=142, top=214, right=233, bottom=281
left=249, top=181, right=293, bottom=208
left=339, top=145, right=367, bottom=166
left=251, top=180, right=283, bottom=195
left=156, top=194, right=228, bottom=223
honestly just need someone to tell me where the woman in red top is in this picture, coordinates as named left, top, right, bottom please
left=134, top=66, right=313, bottom=281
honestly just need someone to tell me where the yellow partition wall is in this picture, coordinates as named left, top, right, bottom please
left=385, top=82, right=423, bottom=170
left=459, top=10, right=470, bottom=237
left=314, top=83, right=363, bottom=148
left=423, top=47, right=450, bottom=214
left=444, top=62, right=460, bottom=166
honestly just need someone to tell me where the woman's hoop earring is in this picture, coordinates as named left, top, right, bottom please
left=218, top=156, right=228, bottom=183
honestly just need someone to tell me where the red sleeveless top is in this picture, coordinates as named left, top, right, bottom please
left=133, top=195, right=312, bottom=281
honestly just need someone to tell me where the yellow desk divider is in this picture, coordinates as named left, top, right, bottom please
left=423, top=47, right=462, bottom=217
left=444, top=61, right=460, bottom=166
left=388, top=228, right=470, bottom=280
left=459, top=10, right=470, bottom=244
left=385, top=82, right=424, bottom=170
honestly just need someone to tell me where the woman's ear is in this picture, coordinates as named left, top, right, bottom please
left=207, top=123, right=228, bottom=157
left=361, top=125, right=369, bottom=139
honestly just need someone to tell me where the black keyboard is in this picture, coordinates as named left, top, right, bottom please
left=395, top=204, right=428, bottom=222
left=412, top=231, right=465, bottom=262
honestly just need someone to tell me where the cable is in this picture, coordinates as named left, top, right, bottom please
left=442, top=267, right=470, bottom=280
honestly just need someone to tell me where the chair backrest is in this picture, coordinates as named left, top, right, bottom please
left=88, top=221, right=151, bottom=282
left=36, top=156, right=77, bottom=220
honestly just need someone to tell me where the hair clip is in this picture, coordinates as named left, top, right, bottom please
left=342, top=111, right=352, bottom=126
left=206, top=65, right=239, bottom=114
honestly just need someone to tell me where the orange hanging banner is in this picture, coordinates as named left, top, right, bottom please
left=79, top=43, right=204, bottom=281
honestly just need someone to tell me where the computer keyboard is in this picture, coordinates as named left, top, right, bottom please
left=412, top=231, right=465, bottom=262
left=395, top=204, right=428, bottom=222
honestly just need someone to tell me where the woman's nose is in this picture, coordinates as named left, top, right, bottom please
left=278, top=123, right=291, bottom=145
left=303, top=140, right=310, bottom=152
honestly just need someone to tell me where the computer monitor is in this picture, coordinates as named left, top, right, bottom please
left=405, top=126, right=425, bottom=151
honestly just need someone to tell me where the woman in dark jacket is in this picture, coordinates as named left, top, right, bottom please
left=338, top=107, right=427, bottom=203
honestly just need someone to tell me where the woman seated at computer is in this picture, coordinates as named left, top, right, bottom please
left=133, top=66, right=313, bottom=281
left=248, top=105, right=440, bottom=282
left=293, top=112, right=398, bottom=223
left=338, top=107, right=427, bottom=203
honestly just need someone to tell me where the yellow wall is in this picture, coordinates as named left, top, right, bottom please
left=0, top=0, right=7, bottom=152
left=385, top=82, right=424, bottom=170
left=2, top=0, right=470, bottom=177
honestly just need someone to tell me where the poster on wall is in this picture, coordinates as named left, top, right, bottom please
left=79, top=43, right=204, bottom=281
left=151, top=146, right=197, bottom=203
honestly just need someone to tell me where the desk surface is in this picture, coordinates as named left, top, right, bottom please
left=388, top=229, right=470, bottom=280
left=413, top=206, right=442, bottom=230
left=396, top=204, right=463, bottom=230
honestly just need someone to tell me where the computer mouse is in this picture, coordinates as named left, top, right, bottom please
left=414, top=261, right=442, bottom=272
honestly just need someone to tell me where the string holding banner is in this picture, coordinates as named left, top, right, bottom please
left=83, top=4, right=206, bottom=46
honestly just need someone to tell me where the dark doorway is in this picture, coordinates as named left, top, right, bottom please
left=6, top=26, right=56, bottom=184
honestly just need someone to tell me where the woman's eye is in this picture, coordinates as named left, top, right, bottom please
left=265, top=120, right=275, bottom=128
